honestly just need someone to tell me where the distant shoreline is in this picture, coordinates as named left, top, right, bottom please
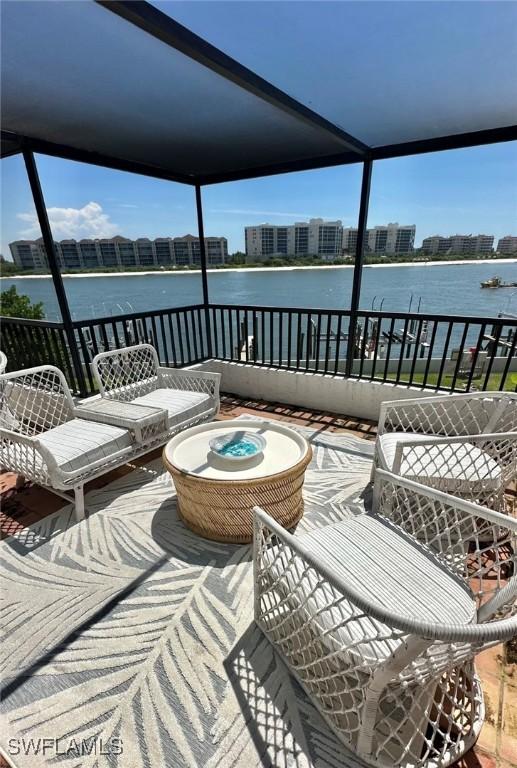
left=1, top=257, right=516, bottom=279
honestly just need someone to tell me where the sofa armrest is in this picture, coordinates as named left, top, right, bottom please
left=0, top=427, right=52, bottom=485
left=157, top=367, right=221, bottom=401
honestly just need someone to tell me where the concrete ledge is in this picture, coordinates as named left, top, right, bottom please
left=191, top=360, right=438, bottom=421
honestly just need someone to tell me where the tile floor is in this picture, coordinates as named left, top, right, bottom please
left=0, top=395, right=514, bottom=768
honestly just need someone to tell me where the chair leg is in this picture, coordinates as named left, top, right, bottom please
left=74, top=485, right=85, bottom=521
left=356, top=637, right=432, bottom=763
left=370, top=453, right=377, bottom=484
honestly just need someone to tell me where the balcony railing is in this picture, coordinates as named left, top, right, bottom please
left=208, top=305, right=516, bottom=392
left=1, top=304, right=515, bottom=397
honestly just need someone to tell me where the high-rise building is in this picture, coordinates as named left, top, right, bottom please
left=420, top=235, right=451, bottom=255
left=421, top=234, right=494, bottom=255
left=245, top=219, right=342, bottom=261
left=342, top=223, right=416, bottom=255
left=9, top=235, right=228, bottom=270
left=497, top=235, right=517, bottom=254
left=8, top=240, right=48, bottom=270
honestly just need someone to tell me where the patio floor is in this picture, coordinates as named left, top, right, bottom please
left=0, top=395, right=514, bottom=768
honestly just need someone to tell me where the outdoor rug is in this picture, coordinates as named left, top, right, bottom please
left=0, top=425, right=374, bottom=768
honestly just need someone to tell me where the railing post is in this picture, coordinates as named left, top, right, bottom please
left=345, top=158, right=372, bottom=377
left=22, top=150, right=88, bottom=397
left=195, top=184, right=213, bottom=358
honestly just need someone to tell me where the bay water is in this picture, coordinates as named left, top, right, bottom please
left=1, top=261, right=516, bottom=321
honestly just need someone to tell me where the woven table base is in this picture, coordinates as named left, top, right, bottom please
left=163, top=445, right=312, bottom=543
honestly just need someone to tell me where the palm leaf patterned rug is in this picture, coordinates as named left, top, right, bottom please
left=0, top=425, right=373, bottom=768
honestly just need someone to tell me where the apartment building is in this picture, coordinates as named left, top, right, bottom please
left=420, top=235, right=451, bottom=255
left=9, top=235, right=228, bottom=270
left=342, top=223, right=416, bottom=255
left=8, top=240, right=48, bottom=270
left=421, top=234, right=495, bottom=255
left=497, top=235, right=517, bottom=254
left=245, top=219, right=343, bottom=261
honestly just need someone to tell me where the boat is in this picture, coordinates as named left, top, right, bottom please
left=480, top=275, right=517, bottom=288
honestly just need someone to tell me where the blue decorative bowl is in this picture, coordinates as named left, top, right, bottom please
left=209, top=431, right=266, bottom=462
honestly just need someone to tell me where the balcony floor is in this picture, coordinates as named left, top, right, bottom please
left=0, top=396, right=514, bottom=768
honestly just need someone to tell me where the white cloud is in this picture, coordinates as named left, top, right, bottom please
left=17, top=202, right=119, bottom=240
left=210, top=208, right=318, bottom=217
left=210, top=208, right=351, bottom=221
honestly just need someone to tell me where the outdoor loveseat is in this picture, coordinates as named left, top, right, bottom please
left=92, top=343, right=220, bottom=435
left=0, top=351, right=220, bottom=519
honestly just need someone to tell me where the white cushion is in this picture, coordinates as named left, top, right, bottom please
left=377, top=432, right=501, bottom=490
left=263, top=515, right=475, bottom=662
left=133, top=388, right=210, bottom=424
left=37, top=418, right=132, bottom=474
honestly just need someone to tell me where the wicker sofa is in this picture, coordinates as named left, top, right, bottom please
left=0, top=352, right=220, bottom=519
left=92, top=343, right=220, bottom=436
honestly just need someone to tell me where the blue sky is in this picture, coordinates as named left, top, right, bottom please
left=1, top=1, right=516, bottom=259
left=2, top=142, right=516, bottom=259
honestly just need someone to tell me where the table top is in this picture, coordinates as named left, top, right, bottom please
left=164, top=418, right=310, bottom=481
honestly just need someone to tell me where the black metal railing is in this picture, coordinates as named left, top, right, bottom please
left=72, top=304, right=207, bottom=395
left=208, top=304, right=352, bottom=374
left=207, top=304, right=516, bottom=393
left=1, top=304, right=515, bottom=397
left=1, top=316, right=85, bottom=392
left=1, top=304, right=207, bottom=396
left=353, top=310, right=516, bottom=393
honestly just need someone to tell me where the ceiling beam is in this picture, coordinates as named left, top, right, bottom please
left=3, top=122, right=514, bottom=187
left=1, top=131, right=197, bottom=185
left=97, top=0, right=369, bottom=158
left=372, top=124, right=517, bottom=161
left=198, top=150, right=362, bottom=186
left=199, top=125, right=517, bottom=185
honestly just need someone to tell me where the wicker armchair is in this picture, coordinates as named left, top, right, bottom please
left=0, top=366, right=170, bottom=519
left=373, top=392, right=517, bottom=508
left=92, top=343, right=220, bottom=435
left=254, top=469, right=517, bottom=768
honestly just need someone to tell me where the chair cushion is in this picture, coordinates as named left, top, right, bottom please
left=377, top=431, right=501, bottom=490
left=37, top=418, right=132, bottom=474
left=133, top=388, right=211, bottom=425
left=263, top=515, right=475, bottom=662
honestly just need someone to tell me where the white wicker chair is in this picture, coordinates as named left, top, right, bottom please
left=91, top=343, right=220, bottom=435
left=0, top=365, right=171, bottom=520
left=254, top=470, right=517, bottom=768
left=0, top=351, right=7, bottom=375
left=373, top=392, right=517, bottom=509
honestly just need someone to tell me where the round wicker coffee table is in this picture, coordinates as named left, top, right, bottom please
left=163, top=419, right=312, bottom=543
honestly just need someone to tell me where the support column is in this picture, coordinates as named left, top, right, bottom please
left=23, top=150, right=87, bottom=395
left=345, top=158, right=372, bottom=377
left=195, top=184, right=213, bottom=357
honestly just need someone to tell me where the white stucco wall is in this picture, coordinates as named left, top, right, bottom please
left=191, top=360, right=440, bottom=421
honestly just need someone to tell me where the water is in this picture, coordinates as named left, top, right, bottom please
left=1, top=261, right=516, bottom=320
